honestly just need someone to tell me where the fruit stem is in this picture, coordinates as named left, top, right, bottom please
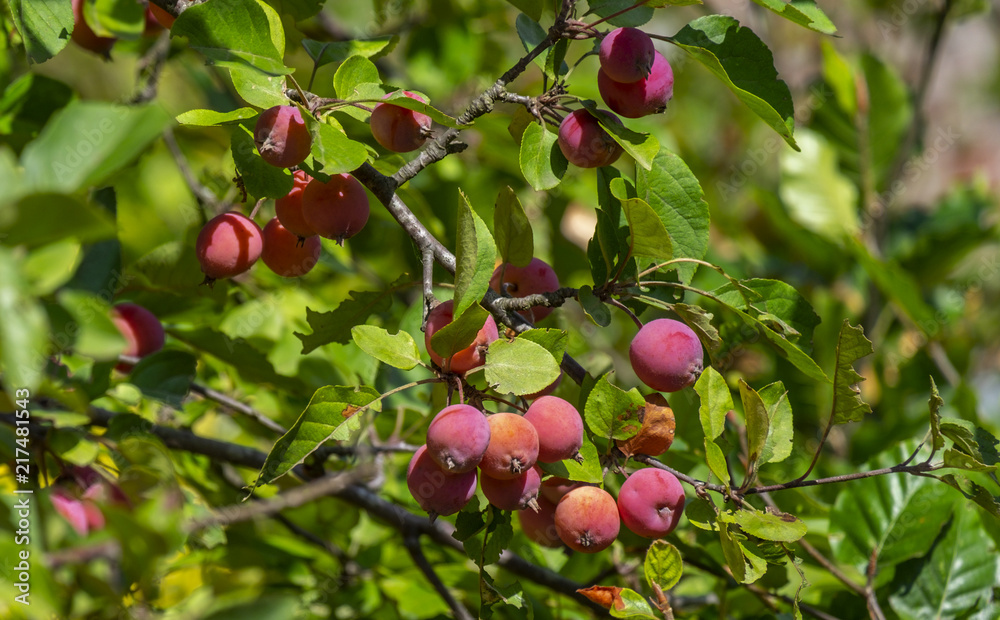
left=606, top=298, right=643, bottom=329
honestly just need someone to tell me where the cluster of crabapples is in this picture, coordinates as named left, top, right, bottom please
left=558, top=27, right=674, bottom=168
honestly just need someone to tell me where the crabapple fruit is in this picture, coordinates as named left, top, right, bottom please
left=479, top=413, right=539, bottom=480
left=481, top=465, right=542, bottom=511
left=426, top=404, right=491, bottom=473
left=616, top=393, right=675, bottom=457
left=370, top=91, right=432, bottom=153
left=617, top=467, right=685, bottom=538
left=489, top=257, right=561, bottom=323
left=539, top=476, right=582, bottom=504
left=424, top=300, right=499, bottom=374
left=599, top=27, right=655, bottom=84
left=518, top=496, right=561, bottom=547
left=554, top=486, right=620, bottom=553
left=525, top=373, right=562, bottom=400
left=301, top=173, right=370, bottom=244
left=629, top=318, right=704, bottom=392
left=406, top=445, right=477, bottom=517
left=523, top=396, right=583, bottom=463
left=110, top=303, right=165, bottom=371
left=71, top=0, right=116, bottom=57
left=195, top=212, right=263, bottom=281
left=275, top=170, right=317, bottom=238
left=557, top=109, right=624, bottom=169
left=254, top=105, right=312, bottom=169
left=598, top=52, right=674, bottom=119
left=261, top=218, right=321, bottom=277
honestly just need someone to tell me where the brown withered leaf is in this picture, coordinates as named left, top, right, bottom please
left=616, top=393, right=676, bottom=458
left=341, top=404, right=363, bottom=419
left=577, top=585, right=626, bottom=611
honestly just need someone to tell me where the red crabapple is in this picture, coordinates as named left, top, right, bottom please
left=554, top=486, right=620, bottom=553
left=598, top=52, right=674, bottom=119
left=424, top=300, right=499, bottom=374
left=481, top=465, right=542, bottom=511
left=489, top=257, right=561, bottom=323
left=539, top=476, right=583, bottom=504
left=599, top=27, right=655, bottom=84
left=616, top=393, right=675, bottom=458
left=406, top=445, right=478, bottom=517
left=525, top=372, right=562, bottom=400
left=617, top=467, right=685, bottom=538
left=261, top=218, right=321, bottom=277
left=557, top=109, right=624, bottom=169
left=629, top=318, right=704, bottom=392
left=301, top=174, right=370, bottom=244
left=480, top=413, right=539, bottom=480
left=523, top=396, right=583, bottom=463
left=71, top=0, right=116, bottom=57
left=518, top=496, right=561, bottom=547
left=275, top=170, right=317, bottom=238
left=370, top=91, right=433, bottom=153
left=254, top=106, right=312, bottom=168
left=195, top=212, right=263, bottom=281
left=110, top=303, right=165, bottom=371
left=426, top=404, right=491, bottom=473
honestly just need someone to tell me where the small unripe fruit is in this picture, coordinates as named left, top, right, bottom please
left=254, top=106, right=312, bottom=169
left=523, top=396, right=583, bottom=463
left=481, top=465, right=542, bottom=511
left=71, top=0, right=116, bottom=57
left=629, top=318, right=704, bottom=392
left=616, top=393, right=675, bottom=457
left=426, top=404, right=491, bottom=473
left=301, top=174, right=370, bottom=244
left=480, top=413, right=540, bottom=480
left=275, top=170, right=317, bottom=238
left=196, top=212, right=263, bottom=281
left=617, top=468, right=685, bottom=538
left=370, top=91, right=433, bottom=153
left=557, top=109, right=624, bottom=169
left=424, top=300, right=499, bottom=374
left=110, top=303, right=165, bottom=371
left=518, top=496, right=561, bottom=547
left=489, top=257, right=561, bottom=323
left=554, top=486, right=620, bottom=553
left=261, top=218, right=321, bottom=277
left=598, top=52, right=674, bottom=119
left=406, top=445, right=477, bottom=517
left=599, top=27, right=655, bottom=84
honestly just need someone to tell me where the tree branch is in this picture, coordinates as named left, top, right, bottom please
left=190, top=382, right=287, bottom=434
left=403, top=531, right=475, bottom=620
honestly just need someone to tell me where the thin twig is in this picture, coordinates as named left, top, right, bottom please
left=163, top=129, right=222, bottom=211
left=190, top=382, right=287, bottom=434
left=404, top=532, right=475, bottom=620
left=865, top=550, right=886, bottom=620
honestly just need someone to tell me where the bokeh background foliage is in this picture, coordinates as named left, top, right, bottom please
left=1, top=0, right=999, bottom=618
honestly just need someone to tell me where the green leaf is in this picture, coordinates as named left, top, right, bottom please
left=0, top=248, right=49, bottom=395
left=863, top=54, right=912, bottom=189
left=296, top=276, right=411, bottom=352
left=779, top=129, right=859, bottom=242
left=494, top=186, right=533, bottom=268
left=333, top=55, right=381, bottom=100
left=584, top=373, right=646, bottom=441
left=830, top=320, right=874, bottom=425
left=889, top=508, right=1000, bottom=620
left=589, top=0, right=655, bottom=28
left=748, top=0, right=837, bottom=34
left=0, top=193, right=116, bottom=248
left=255, top=385, right=381, bottom=487
left=578, top=285, right=611, bottom=327
left=672, top=303, right=722, bottom=353
left=9, top=0, right=73, bottom=63
left=381, top=91, right=463, bottom=128
left=303, top=115, right=370, bottom=175
left=712, top=278, right=821, bottom=346
left=48, top=429, right=99, bottom=466
left=928, top=377, right=945, bottom=452
left=719, top=521, right=747, bottom=583
left=685, top=496, right=719, bottom=531
left=505, top=0, right=541, bottom=21
left=519, top=122, right=566, bottom=191
left=514, top=13, right=546, bottom=55
left=21, top=101, right=173, bottom=194
left=740, top=380, right=769, bottom=483
left=55, top=290, right=126, bottom=360
left=635, top=149, right=709, bottom=283
left=830, top=445, right=957, bottom=573
left=734, top=508, right=807, bottom=542
left=610, top=181, right=674, bottom=263
left=351, top=325, right=420, bottom=370
left=91, top=0, right=144, bottom=39
left=302, top=36, right=398, bottom=67
left=758, top=381, right=794, bottom=465
left=484, top=338, right=561, bottom=396
left=696, top=366, right=731, bottom=440
left=645, top=540, right=683, bottom=591
left=672, top=15, right=797, bottom=149
left=515, top=328, right=567, bottom=363
left=170, top=326, right=305, bottom=393
left=172, top=0, right=290, bottom=76
left=454, top=191, right=496, bottom=318
left=538, top=434, right=603, bottom=483
left=938, top=419, right=1000, bottom=471
left=176, top=107, right=258, bottom=126
left=128, top=351, right=197, bottom=409
left=578, top=100, right=660, bottom=170
left=608, top=588, right=657, bottom=619
left=430, top=303, right=490, bottom=360
left=231, top=123, right=295, bottom=199
left=937, top=475, right=1000, bottom=520
left=850, top=238, right=939, bottom=337
left=942, top=449, right=996, bottom=473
